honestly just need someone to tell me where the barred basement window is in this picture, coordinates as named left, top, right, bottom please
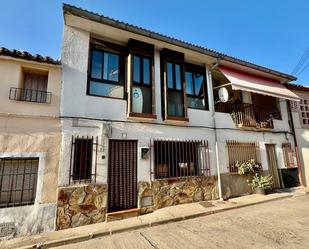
left=70, top=136, right=98, bottom=184
left=153, top=139, right=210, bottom=179
left=226, top=141, right=261, bottom=174
left=0, top=158, right=39, bottom=208
left=282, top=143, right=296, bottom=168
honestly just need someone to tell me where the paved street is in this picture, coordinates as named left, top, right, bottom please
left=55, top=195, right=309, bottom=249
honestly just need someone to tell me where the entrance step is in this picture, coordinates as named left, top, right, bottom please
left=106, top=208, right=140, bottom=222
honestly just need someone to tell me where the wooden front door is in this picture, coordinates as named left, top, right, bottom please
left=108, top=139, right=137, bottom=212
left=265, top=144, right=281, bottom=189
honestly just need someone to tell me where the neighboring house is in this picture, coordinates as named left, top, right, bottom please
left=287, top=84, right=309, bottom=186
left=57, top=4, right=301, bottom=230
left=0, top=48, right=61, bottom=238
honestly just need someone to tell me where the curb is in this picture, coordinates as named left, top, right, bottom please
left=17, top=193, right=294, bottom=249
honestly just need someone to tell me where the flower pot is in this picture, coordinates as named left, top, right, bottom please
left=255, top=187, right=266, bottom=195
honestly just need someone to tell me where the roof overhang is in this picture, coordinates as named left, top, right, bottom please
left=218, top=66, right=300, bottom=101
left=62, top=3, right=297, bottom=83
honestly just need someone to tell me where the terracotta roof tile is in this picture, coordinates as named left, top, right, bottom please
left=0, top=47, right=60, bottom=65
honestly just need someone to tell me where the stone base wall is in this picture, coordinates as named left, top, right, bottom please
left=56, top=184, right=107, bottom=230
left=138, top=176, right=218, bottom=214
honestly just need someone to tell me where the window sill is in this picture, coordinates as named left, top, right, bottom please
left=128, top=112, right=157, bottom=120
left=165, top=116, right=189, bottom=122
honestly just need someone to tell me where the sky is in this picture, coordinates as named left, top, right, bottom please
left=1, top=0, right=309, bottom=85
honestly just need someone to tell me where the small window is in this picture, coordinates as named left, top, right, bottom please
left=88, top=49, right=124, bottom=99
left=72, top=138, right=93, bottom=182
left=0, top=158, right=39, bottom=208
left=166, top=61, right=184, bottom=117
left=153, top=139, right=210, bottom=179
left=298, top=98, right=309, bottom=127
left=131, top=55, right=152, bottom=114
left=185, top=67, right=208, bottom=110
left=282, top=143, right=296, bottom=168
left=226, top=141, right=261, bottom=174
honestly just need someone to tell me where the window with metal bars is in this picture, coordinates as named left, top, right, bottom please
left=153, top=139, right=210, bottom=179
left=282, top=143, right=296, bottom=168
left=70, top=136, right=98, bottom=184
left=226, top=141, right=261, bottom=174
left=0, top=158, right=39, bottom=208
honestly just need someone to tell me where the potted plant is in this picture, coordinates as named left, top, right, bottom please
left=235, top=159, right=260, bottom=176
left=247, top=174, right=272, bottom=195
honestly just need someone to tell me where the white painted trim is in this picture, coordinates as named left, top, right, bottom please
left=0, top=152, right=47, bottom=204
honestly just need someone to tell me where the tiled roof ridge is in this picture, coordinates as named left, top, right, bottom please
left=0, top=47, right=60, bottom=65
left=63, top=3, right=296, bottom=81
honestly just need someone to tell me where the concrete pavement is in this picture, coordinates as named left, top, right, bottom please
left=1, top=187, right=308, bottom=249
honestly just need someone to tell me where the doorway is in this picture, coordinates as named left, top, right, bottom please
left=108, top=139, right=138, bottom=212
left=265, top=144, right=281, bottom=189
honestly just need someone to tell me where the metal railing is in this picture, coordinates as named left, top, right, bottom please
left=69, top=136, right=98, bottom=184
left=215, top=102, right=281, bottom=129
left=152, top=139, right=211, bottom=179
left=226, top=140, right=261, bottom=174
left=9, top=87, right=52, bottom=103
left=0, top=157, right=39, bottom=208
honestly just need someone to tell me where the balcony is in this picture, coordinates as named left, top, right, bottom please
left=9, top=87, right=52, bottom=104
left=215, top=102, right=281, bottom=130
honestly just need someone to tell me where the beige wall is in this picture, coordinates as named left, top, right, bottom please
left=0, top=116, right=60, bottom=203
left=0, top=56, right=62, bottom=203
left=0, top=56, right=61, bottom=117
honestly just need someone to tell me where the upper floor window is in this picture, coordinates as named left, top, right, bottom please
left=9, top=69, right=51, bottom=103
left=167, top=61, right=184, bottom=117
left=185, top=65, right=208, bottom=110
left=88, top=46, right=125, bottom=99
left=131, top=55, right=152, bottom=114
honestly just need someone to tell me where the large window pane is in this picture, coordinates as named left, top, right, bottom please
left=103, top=53, right=119, bottom=82
left=194, top=73, right=204, bottom=96
left=89, top=81, right=123, bottom=98
left=91, top=51, right=103, bottom=79
left=143, top=58, right=151, bottom=84
left=185, top=72, right=194, bottom=95
left=187, top=96, right=205, bottom=109
left=133, top=56, right=140, bottom=83
left=167, top=62, right=173, bottom=88
left=175, top=64, right=182, bottom=90
left=168, top=91, right=183, bottom=116
left=132, top=86, right=152, bottom=114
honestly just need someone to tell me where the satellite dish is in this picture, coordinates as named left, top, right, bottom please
left=218, top=87, right=229, bottom=103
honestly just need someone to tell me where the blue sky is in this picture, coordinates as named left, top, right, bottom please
left=1, top=0, right=309, bottom=85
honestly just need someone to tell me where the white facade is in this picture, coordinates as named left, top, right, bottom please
left=60, top=20, right=297, bottom=197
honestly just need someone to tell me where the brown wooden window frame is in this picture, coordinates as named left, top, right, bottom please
left=87, top=40, right=127, bottom=100
left=152, top=139, right=210, bottom=180
left=185, top=63, right=209, bottom=111
left=226, top=140, right=261, bottom=174
left=0, top=157, right=39, bottom=208
left=70, top=136, right=98, bottom=184
left=160, top=49, right=188, bottom=121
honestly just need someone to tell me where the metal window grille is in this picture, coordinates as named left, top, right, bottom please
left=152, top=139, right=210, bottom=179
left=9, top=87, right=52, bottom=103
left=69, top=136, right=98, bottom=184
left=0, top=158, right=39, bottom=208
left=282, top=143, right=296, bottom=168
left=289, top=100, right=299, bottom=111
left=226, top=140, right=261, bottom=174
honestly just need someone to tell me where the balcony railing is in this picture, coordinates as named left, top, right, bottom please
left=216, top=102, right=281, bottom=129
left=9, top=87, right=52, bottom=103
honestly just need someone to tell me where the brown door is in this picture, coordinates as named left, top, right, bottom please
left=265, top=144, right=281, bottom=188
left=108, top=139, right=137, bottom=212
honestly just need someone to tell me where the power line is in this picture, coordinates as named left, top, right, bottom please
left=297, top=61, right=309, bottom=76
left=291, top=45, right=309, bottom=75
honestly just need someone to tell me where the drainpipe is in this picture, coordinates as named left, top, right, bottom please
left=206, top=62, right=223, bottom=200
left=287, top=100, right=304, bottom=186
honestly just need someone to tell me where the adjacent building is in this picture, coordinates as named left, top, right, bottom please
left=56, top=4, right=301, bottom=230
left=0, top=48, right=61, bottom=237
left=287, top=84, right=309, bottom=186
